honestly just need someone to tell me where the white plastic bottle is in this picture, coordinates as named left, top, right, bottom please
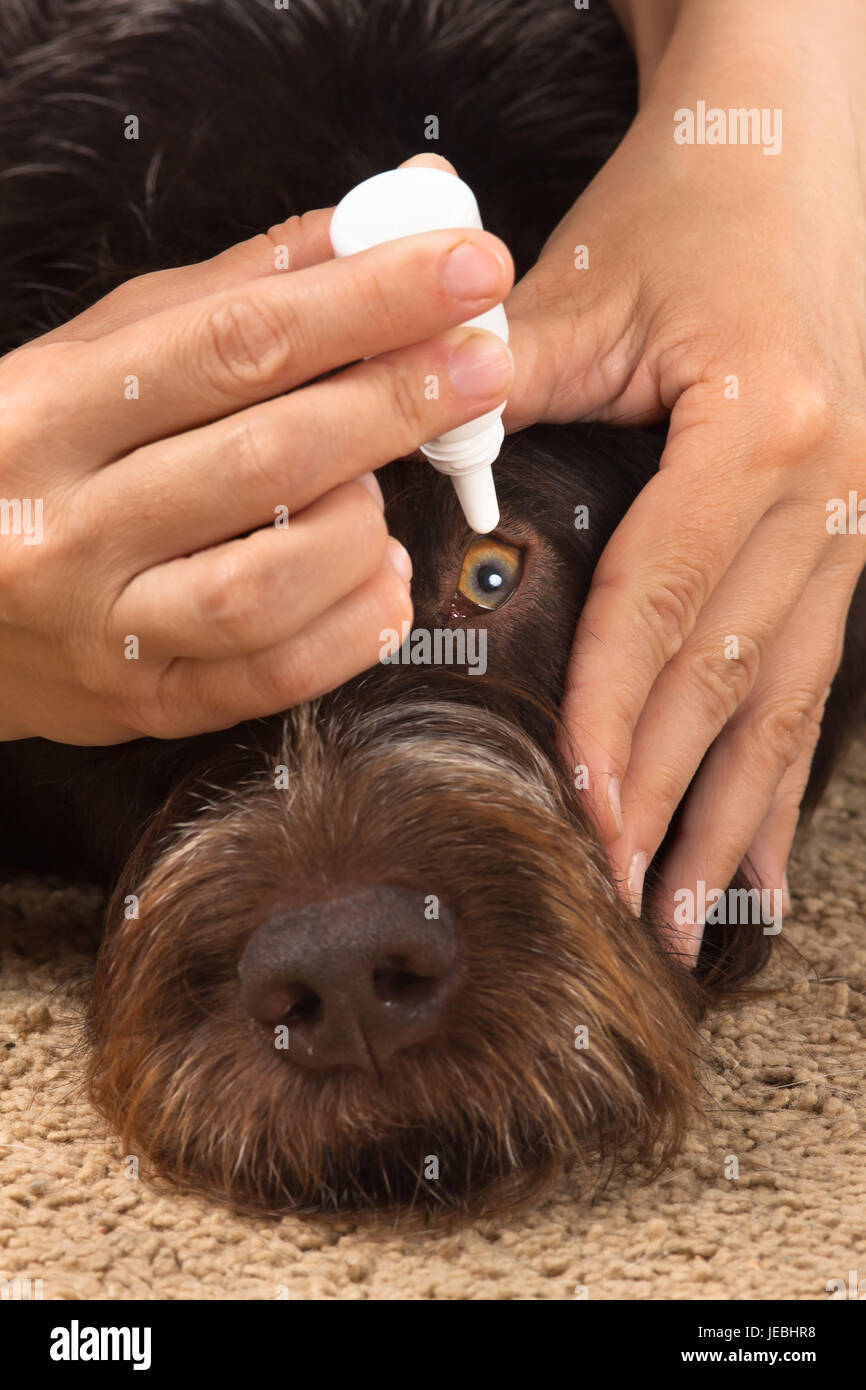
left=329, top=166, right=508, bottom=534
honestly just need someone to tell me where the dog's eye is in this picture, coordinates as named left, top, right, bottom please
left=455, top=537, right=524, bottom=612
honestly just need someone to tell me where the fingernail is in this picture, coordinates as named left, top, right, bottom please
left=447, top=331, right=513, bottom=398
left=627, top=851, right=648, bottom=917
left=442, top=240, right=507, bottom=300
left=358, top=470, right=385, bottom=510
left=386, top=537, right=412, bottom=586
left=606, top=775, right=624, bottom=839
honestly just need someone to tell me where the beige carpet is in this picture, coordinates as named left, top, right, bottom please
left=1, top=737, right=864, bottom=1301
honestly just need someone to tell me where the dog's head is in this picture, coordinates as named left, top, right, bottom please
left=86, top=425, right=733, bottom=1217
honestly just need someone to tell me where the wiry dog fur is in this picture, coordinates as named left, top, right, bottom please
left=0, top=0, right=864, bottom=1216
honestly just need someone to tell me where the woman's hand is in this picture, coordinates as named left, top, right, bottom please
left=0, top=202, right=513, bottom=743
left=504, top=0, right=866, bottom=960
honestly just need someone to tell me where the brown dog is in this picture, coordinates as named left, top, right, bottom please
left=1, top=0, right=864, bottom=1215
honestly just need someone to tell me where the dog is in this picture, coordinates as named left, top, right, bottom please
left=1, top=0, right=864, bottom=1216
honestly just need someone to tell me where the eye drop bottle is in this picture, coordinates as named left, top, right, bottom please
left=329, top=166, right=508, bottom=534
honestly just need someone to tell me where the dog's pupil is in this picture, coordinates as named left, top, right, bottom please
left=477, top=564, right=504, bottom=594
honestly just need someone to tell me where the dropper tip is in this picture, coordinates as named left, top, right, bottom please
left=451, top=466, right=500, bottom=534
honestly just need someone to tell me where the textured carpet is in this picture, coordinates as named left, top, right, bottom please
left=1, top=737, right=863, bottom=1301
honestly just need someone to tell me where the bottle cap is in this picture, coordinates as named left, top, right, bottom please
left=330, top=168, right=483, bottom=255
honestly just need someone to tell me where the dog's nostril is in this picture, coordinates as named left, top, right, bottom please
left=283, top=986, right=322, bottom=1026
left=238, top=886, right=459, bottom=1071
left=372, top=957, right=436, bottom=1005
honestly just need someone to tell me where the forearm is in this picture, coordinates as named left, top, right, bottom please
left=605, top=0, right=681, bottom=80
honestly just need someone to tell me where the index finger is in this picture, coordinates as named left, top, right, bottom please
left=49, top=159, right=461, bottom=345
left=55, top=226, right=513, bottom=458
left=37, top=207, right=337, bottom=344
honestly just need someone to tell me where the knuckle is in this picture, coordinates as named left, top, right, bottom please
left=226, top=414, right=279, bottom=496
left=378, top=359, right=427, bottom=455
left=74, top=647, right=124, bottom=704
left=0, top=492, right=81, bottom=622
left=100, top=269, right=163, bottom=315
left=358, top=263, right=403, bottom=337
left=63, top=610, right=134, bottom=705
left=197, top=554, right=255, bottom=648
left=0, top=343, right=71, bottom=436
left=46, top=490, right=127, bottom=598
left=754, top=696, right=818, bottom=770
left=202, top=296, right=293, bottom=394
left=685, top=634, right=761, bottom=724
left=639, top=564, right=707, bottom=664
left=146, top=658, right=247, bottom=739
left=263, top=214, right=307, bottom=268
left=264, top=645, right=317, bottom=710
left=243, top=633, right=322, bottom=715
left=644, top=761, right=689, bottom=824
left=139, top=684, right=199, bottom=741
left=133, top=711, right=177, bottom=740
left=766, top=377, right=834, bottom=462
left=252, top=653, right=309, bottom=714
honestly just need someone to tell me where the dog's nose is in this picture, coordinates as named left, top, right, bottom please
left=238, top=886, right=458, bottom=1070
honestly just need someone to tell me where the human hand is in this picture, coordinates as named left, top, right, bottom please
left=504, top=0, right=866, bottom=960
left=0, top=201, right=513, bottom=743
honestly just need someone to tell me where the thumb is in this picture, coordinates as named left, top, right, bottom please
left=400, top=154, right=611, bottom=432
left=399, top=152, right=459, bottom=176
left=503, top=246, right=637, bottom=432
